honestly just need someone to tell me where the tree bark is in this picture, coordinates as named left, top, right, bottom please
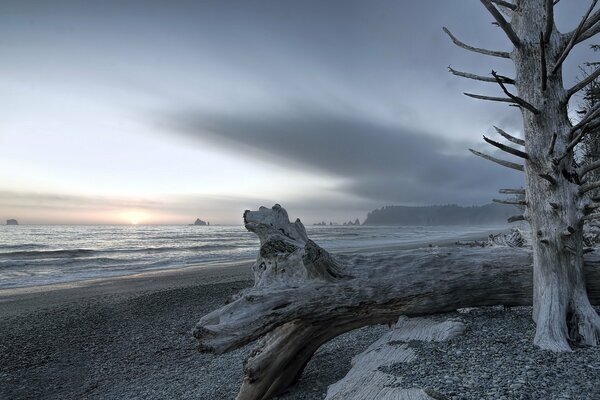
left=510, top=0, right=600, bottom=351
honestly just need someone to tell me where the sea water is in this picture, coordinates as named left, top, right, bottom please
left=0, top=224, right=506, bottom=288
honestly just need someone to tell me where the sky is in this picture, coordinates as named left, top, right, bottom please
left=1, top=0, right=599, bottom=224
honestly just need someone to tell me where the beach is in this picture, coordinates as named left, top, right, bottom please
left=12, top=230, right=600, bottom=400
left=0, top=257, right=391, bottom=400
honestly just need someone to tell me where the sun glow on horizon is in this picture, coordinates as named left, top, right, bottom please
left=119, top=211, right=150, bottom=225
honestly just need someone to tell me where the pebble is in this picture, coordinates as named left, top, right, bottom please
left=381, top=307, right=600, bottom=400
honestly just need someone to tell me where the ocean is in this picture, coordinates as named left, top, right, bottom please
left=0, top=224, right=507, bottom=289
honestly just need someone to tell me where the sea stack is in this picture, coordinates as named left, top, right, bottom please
left=6, top=219, right=18, bottom=225
left=194, top=218, right=208, bottom=226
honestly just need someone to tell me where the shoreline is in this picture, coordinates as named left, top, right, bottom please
left=1, top=228, right=540, bottom=400
left=0, top=227, right=507, bottom=310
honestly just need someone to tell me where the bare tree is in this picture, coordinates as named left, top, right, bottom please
left=445, top=0, right=600, bottom=351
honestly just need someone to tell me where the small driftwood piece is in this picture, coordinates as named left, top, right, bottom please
left=193, top=205, right=600, bottom=400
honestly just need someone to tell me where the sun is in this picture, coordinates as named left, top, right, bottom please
left=119, top=211, right=149, bottom=225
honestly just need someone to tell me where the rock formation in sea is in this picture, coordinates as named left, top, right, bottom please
left=6, top=219, right=18, bottom=225
left=194, top=218, right=208, bottom=226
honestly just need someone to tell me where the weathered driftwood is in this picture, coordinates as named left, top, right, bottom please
left=193, top=205, right=600, bottom=400
left=243, top=204, right=348, bottom=287
left=325, top=317, right=465, bottom=400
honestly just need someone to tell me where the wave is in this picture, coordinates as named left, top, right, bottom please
left=0, top=249, right=97, bottom=259
left=0, top=243, right=247, bottom=260
left=0, top=243, right=49, bottom=251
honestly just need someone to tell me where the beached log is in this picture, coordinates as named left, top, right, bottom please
left=325, top=317, right=465, bottom=400
left=193, top=205, right=600, bottom=400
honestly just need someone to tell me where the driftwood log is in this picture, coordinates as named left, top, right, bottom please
left=193, top=205, right=600, bottom=400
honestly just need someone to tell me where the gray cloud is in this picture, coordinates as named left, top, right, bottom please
left=166, top=108, right=524, bottom=206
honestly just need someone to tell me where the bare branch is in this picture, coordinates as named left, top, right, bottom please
left=442, top=27, right=511, bottom=58
left=494, top=126, right=525, bottom=146
left=585, top=202, right=600, bottom=212
left=566, top=66, right=600, bottom=100
left=492, top=71, right=541, bottom=114
left=583, top=212, right=600, bottom=221
left=545, top=0, right=554, bottom=42
left=572, top=102, right=600, bottom=133
left=554, top=0, right=598, bottom=73
left=540, top=32, right=548, bottom=90
left=493, top=198, right=528, bottom=206
left=577, top=2, right=600, bottom=44
left=578, top=21, right=600, bottom=44
left=548, top=133, right=557, bottom=156
left=508, top=215, right=526, bottom=223
left=469, top=148, right=525, bottom=171
left=491, top=0, right=516, bottom=10
left=483, top=135, right=529, bottom=159
left=560, top=112, right=600, bottom=159
left=579, top=181, right=600, bottom=196
left=448, top=66, right=514, bottom=84
left=579, top=160, right=600, bottom=178
left=539, top=173, right=558, bottom=185
left=499, top=188, right=525, bottom=195
left=464, top=92, right=515, bottom=104
left=480, top=0, right=522, bottom=48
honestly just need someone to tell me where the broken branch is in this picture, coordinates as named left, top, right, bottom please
left=579, top=160, right=600, bottom=178
left=499, top=188, right=525, bottom=194
left=508, top=215, right=526, bottom=223
left=554, top=0, right=599, bottom=73
left=448, top=66, right=514, bottom=84
left=493, top=198, right=528, bottom=206
left=469, top=148, right=524, bottom=171
left=494, top=126, right=525, bottom=146
left=566, top=66, right=600, bottom=100
left=545, top=0, right=554, bottom=42
left=483, top=135, right=529, bottom=159
left=491, top=0, right=516, bottom=10
left=580, top=181, right=600, bottom=196
left=480, top=0, right=522, bottom=48
left=443, top=27, right=511, bottom=58
left=492, top=70, right=541, bottom=114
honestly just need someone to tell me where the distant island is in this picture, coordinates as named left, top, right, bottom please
left=363, top=203, right=516, bottom=226
left=193, top=218, right=209, bottom=226
left=6, top=219, right=18, bottom=226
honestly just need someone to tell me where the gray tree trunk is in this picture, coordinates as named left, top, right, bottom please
left=510, top=0, right=600, bottom=351
left=446, top=0, right=600, bottom=351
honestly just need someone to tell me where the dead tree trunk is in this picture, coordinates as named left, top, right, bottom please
left=445, top=0, right=600, bottom=351
left=194, top=205, right=600, bottom=400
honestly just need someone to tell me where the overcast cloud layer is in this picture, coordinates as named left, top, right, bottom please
left=1, top=0, right=599, bottom=223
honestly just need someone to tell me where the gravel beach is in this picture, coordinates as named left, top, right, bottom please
left=3, top=241, right=600, bottom=400
left=0, top=262, right=387, bottom=400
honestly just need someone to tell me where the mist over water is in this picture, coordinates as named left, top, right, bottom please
left=0, top=224, right=506, bottom=288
